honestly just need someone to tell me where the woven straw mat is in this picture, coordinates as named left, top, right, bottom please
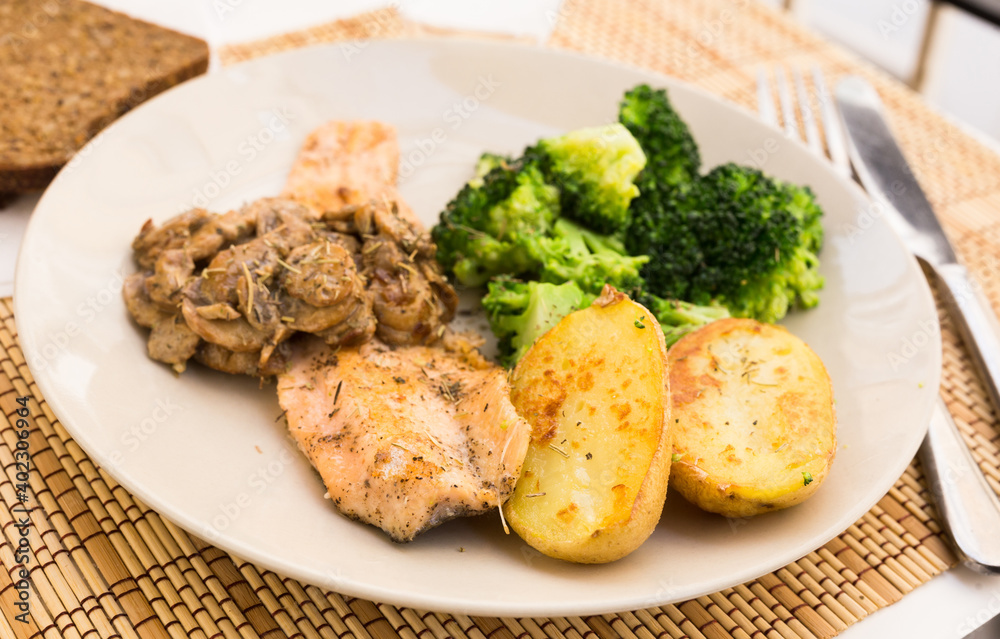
left=4, top=1, right=1000, bottom=638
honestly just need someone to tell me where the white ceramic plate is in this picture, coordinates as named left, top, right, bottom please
left=15, top=40, right=941, bottom=617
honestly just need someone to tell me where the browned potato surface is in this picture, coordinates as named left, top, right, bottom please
left=503, top=287, right=672, bottom=563
left=668, top=318, right=836, bottom=518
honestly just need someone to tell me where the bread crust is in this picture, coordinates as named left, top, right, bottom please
left=0, top=0, right=209, bottom=192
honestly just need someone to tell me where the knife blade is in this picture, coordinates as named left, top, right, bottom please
left=835, top=76, right=1000, bottom=416
left=836, top=76, right=1000, bottom=574
left=964, top=609, right=1000, bottom=638
left=834, top=80, right=957, bottom=267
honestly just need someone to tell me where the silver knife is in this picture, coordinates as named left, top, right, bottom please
left=836, top=76, right=1000, bottom=574
left=964, top=608, right=1000, bottom=638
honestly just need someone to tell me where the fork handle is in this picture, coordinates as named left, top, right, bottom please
left=920, top=399, right=1000, bottom=573
left=933, top=262, right=1000, bottom=415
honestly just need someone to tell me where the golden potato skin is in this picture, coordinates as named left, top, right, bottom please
left=503, top=287, right=671, bottom=563
left=668, top=318, right=836, bottom=518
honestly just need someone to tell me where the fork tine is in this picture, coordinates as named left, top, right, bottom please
left=775, top=67, right=799, bottom=139
left=756, top=69, right=779, bottom=128
left=811, top=66, right=852, bottom=178
left=793, top=67, right=823, bottom=157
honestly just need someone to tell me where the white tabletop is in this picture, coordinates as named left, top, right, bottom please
left=4, top=2, right=999, bottom=635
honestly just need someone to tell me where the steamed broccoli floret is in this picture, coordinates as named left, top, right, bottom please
left=725, top=244, right=823, bottom=322
left=433, top=84, right=827, bottom=369
left=619, top=84, right=700, bottom=194
left=638, top=293, right=730, bottom=348
left=626, top=163, right=824, bottom=324
left=620, top=85, right=703, bottom=294
left=531, top=123, right=646, bottom=234
left=536, top=218, right=648, bottom=295
left=482, top=277, right=595, bottom=366
left=469, top=152, right=510, bottom=188
left=432, top=157, right=559, bottom=286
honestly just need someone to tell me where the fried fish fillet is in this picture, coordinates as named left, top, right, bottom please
left=277, top=336, right=531, bottom=542
left=282, top=120, right=421, bottom=227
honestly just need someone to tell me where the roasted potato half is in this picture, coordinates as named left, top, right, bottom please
left=668, top=318, right=836, bottom=518
left=503, top=287, right=672, bottom=563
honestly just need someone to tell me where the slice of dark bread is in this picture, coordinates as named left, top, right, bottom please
left=0, top=1, right=209, bottom=193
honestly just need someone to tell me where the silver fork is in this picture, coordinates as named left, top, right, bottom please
left=757, top=67, right=1000, bottom=573
left=756, top=66, right=850, bottom=177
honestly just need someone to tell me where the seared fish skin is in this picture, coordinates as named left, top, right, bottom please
left=277, top=337, right=531, bottom=542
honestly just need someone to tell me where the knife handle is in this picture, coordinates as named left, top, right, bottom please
left=934, top=262, right=1000, bottom=415
left=920, top=399, right=1000, bottom=573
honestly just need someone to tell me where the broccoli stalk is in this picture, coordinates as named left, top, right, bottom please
left=482, top=278, right=595, bottom=366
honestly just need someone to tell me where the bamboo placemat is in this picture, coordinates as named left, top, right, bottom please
left=4, top=1, right=1000, bottom=637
